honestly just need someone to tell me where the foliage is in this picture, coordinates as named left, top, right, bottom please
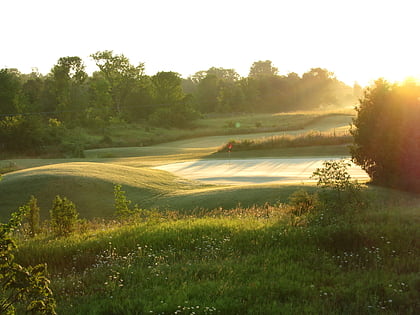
left=351, top=79, right=420, bottom=192
left=287, top=189, right=320, bottom=226
left=311, top=159, right=354, bottom=191
left=248, top=60, right=279, bottom=78
left=150, top=71, right=185, bottom=105
left=0, top=115, right=65, bottom=155
left=23, top=196, right=40, bottom=238
left=50, top=196, right=79, bottom=237
left=90, top=50, right=145, bottom=115
left=288, top=189, right=320, bottom=217
left=0, top=116, right=45, bottom=154
left=0, top=55, right=358, bottom=156
left=149, top=100, right=199, bottom=128
left=311, top=159, right=369, bottom=216
left=0, top=69, right=22, bottom=115
left=0, top=203, right=56, bottom=314
left=113, top=184, right=132, bottom=219
left=50, top=56, right=88, bottom=124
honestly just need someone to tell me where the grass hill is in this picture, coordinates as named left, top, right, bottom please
left=0, top=162, right=210, bottom=220
left=0, top=162, right=308, bottom=220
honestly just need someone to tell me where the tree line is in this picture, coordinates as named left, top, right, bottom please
left=1, top=52, right=359, bottom=125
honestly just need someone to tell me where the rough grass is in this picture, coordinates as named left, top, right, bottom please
left=218, top=131, right=352, bottom=152
left=14, top=187, right=420, bottom=314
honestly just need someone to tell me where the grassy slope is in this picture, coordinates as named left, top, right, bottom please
left=15, top=187, right=420, bottom=314
left=0, top=161, right=317, bottom=221
left=0, top=162, right=211, bottom=220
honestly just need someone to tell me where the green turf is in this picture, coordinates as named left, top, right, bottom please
left=0, top=162, right=211, bottom=220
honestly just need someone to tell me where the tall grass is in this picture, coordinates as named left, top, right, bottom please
left=14, top=187, right=420, bottom=314
left=219, top=131, right=352, bottom=152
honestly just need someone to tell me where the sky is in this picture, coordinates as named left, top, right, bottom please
left=1, top=0, right=419, bottom=86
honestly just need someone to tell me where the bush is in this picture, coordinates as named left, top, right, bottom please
left=0, top=204, right=56, bottom=314
left=311, top=159, right=369, bottom=215
left=149, top=102, right=199, bottom=129
left=288, top=189, right=320, bottom=217
left=287, top=189, right=320, bottom=226
left=22, top=195, right=41, bottom=238
left=311, top=159, right=354, bottom=191
left=50, top=196, right=79, bottom=237
left=114, top=184, right=132, bottom=219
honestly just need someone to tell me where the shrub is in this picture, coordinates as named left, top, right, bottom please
left=311, top=159, right=355, bottom=191
left=311, top=159, right=369, bottom=215
left=50, top=196, right=79, bottom=237
left=287, top=189, right=320, bottom=226
left=288, top=189, right=320, bottom=217
left=0, top=205, right=56, bottom=314
left=114, top=184, right=133, bottom=219
left=22, top=195, right=40, bottom=238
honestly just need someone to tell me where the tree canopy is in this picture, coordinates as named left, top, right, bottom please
left=351, top=79, right=420, bottom=192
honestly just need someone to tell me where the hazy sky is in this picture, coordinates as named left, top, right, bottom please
left=1, top=0, right=419, bottom=86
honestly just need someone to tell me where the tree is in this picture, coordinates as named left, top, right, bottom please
left=50, top=195, right=79, bottom=237
left=248, top=60, right=278, bottom=78
left=50, top=56, right=88, bottom=123
left=0, top=115, right=47, bottom=154
left=151, top=71, right=185, bottom=105
left=21, top=72, right=45, bottom=113
left=350, top=79, right=420, bottom=192
left=300, top=68, right=337, bottom=109
left=206, top=67, right=240, bottom=82
left=192, top=67, right=241, bottom=113
left=90, top=50, right=145, bottom=115
left=195, top=74, right=219, bottom=113
left=0, top=68, right=22, bottom=116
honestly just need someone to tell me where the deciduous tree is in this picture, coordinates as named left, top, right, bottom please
left=351, top=79, right=420, bottom=192
left=90, top=51, right=145, bottom=115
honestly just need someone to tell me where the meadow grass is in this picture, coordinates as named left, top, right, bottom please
left=14, top=186, right=420, bottom=314
left=218, top=131, right=352, bottom=152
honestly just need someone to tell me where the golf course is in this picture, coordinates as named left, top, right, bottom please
left=1, top=110, right=419, bottom=314
left=0, top=113, right=366, bottom=220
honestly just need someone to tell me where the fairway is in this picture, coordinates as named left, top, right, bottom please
left=155, top=157, right=369, bottom=185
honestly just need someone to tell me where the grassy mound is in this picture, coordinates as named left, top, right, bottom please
left=0, top=162, right=209, bottom=220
